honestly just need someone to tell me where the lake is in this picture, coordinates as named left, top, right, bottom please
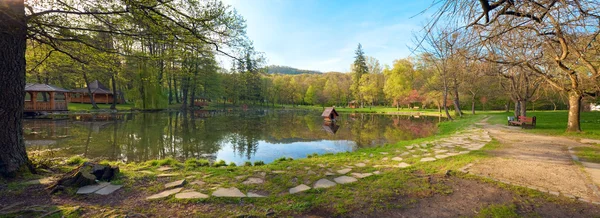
left=24, top=109, right=439, bottom=165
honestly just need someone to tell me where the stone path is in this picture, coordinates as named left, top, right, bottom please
left=142, top=124, right=496, bottom=201
left=76, top=182, right=122, bottom=195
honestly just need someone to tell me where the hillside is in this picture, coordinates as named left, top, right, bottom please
left=267, top=65, right=322, bottom=75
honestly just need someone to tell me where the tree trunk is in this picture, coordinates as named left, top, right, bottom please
left=168, top=76, right=173, bottom=105
left=181, top=77, right=189, bottom=110
left=566, top=91, right=582, bottom=132
left=514, top=100, right=520, bottom=117
left=505, top=101, right=510, bottom=112
left=452, top=79, right=463, bottom=117
left=443, top=83, right=453, bottom=120
left=519, top=100, right=527, bottom=117
left=110, top=73, right=117, bottom=110
left=82, top=69, right=99, bottom=109
left=0, top=0, right=31, bottom=177
left=471, top=95, right=475, bottom=115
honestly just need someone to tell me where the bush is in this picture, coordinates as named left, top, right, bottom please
left=274, top=156, right=290, bottom=163
left=184, top=158, right=210, bottom=169
left=229, top=162, right=237, bottom=167
left=253, top=161, right=265, bottom=166
left=213, top=160, right=227, bottom=167
left=243, top=161, right=253, bottom=166
left=66, top=156, right=87, bottom=165
left=157, top=158, right=178, bottom=166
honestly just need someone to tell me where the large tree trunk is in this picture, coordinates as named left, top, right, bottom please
left=514, top=100, right=520, bottom=117
left=519, top=100, right=527, bottom=117
left=452, top=86, right=462, bottom=117
left=442, top=81, right=453, bottom=120
left=566, top=91, right=582, bottom=132
left=0, top=0, right=31, bottom=177
left=471, top=94, right=476, bottom=115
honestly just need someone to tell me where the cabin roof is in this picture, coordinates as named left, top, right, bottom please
left=25, top=83, right=70, bottom=92
left=321, top=107, right=339, bottom=117
left=70, top=80, right=113, bottom=94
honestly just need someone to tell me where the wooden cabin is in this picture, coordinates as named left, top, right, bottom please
left=70, top=80, right=123, bottom=104
left=321, top=107, right=339, bottom=122
left=24, top=83, right=70, bottom=113
left=348, top=100, right=358, bottom=109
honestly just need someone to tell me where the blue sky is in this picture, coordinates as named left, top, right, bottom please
left=222, top=0, right=436, bottom=72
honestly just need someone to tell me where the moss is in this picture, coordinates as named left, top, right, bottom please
left=65, top=156, right=87, bottom=165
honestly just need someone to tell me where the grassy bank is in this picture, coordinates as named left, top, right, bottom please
left=485, top=110, right=600, bottom=139
left=67, top=103, right=183, bottom=112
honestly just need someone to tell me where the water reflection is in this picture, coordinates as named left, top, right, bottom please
left=24, top=110, right=439, bottom=164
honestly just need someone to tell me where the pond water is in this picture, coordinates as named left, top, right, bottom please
left=24, top=110, right=439, bottom=165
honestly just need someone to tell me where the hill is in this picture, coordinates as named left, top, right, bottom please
left=267, top=65, right=322, bottom=75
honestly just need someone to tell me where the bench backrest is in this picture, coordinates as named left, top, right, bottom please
left=518, top=116, right=536, bottom=123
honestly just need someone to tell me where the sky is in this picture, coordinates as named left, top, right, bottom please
left=221, top=0, right=436, bottom=73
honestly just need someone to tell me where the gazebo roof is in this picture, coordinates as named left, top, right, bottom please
left=25, top=83, right=70, bottom=92
left=71, top=80, right=112, bottom=94
left=321, top=107, right=339, bottom=117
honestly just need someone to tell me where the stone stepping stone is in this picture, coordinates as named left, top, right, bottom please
left=77, top=182, right=110, bottom=194
left=314, top=179, right=336, bottom=188
left=325, top=171, right=336, bottom=176
left=157, top=173, right=178, bottom=177
left=401, top=152, right=410, bottom=156
left=380, top=152, right=389, bottom=155
left=334, top=176, right=357, bottom=184
left=259, top=172, right=267, bottom=177
left=147, top=188, right=183, bottom=200
left=307, top=170, right=316, bottom=175
left=185, top=175, right=195, bottom=179
left=420, top=157, right=436, bottom=162
left=272, top=170, right=285, bottom=174
left=175, top=191, right=209, bottom=199
left=212, top=187, right=246, bottom=197
left=157, top=166, right=173, bottom=171
left=434, top=150, right=448, bottom=153
left=391, top=157, right=403, bottom=161
left=242, top=177, right=264, bottom=185
left=289, top=184, right=311, bottom=194
left=318, top=164, right=326, bottom=168
left=395, top=162, right=411, bottom=168
left=304, top=167, right=311, bottom=170
left=355, top=163, right=366, bottom=167
left=190, top=180, right=206, bottom=186
left=382, top=157, right=389, bottom=161
left=95, top=184, right=123, bottom=195
left=406, top=145, right=414, bottom=149
left=412, top=155, right=420, bottom=158
left=373, top=171, right=381, bottom=175
left=351, top=173, right=373, bottom=179
left=235, top=175, right=246, bottom=180
left=435, top=155, right=449, bottom=159
left=337, top=168, right=352, bottom=174
left=247, top=192, right=266, bottom=197
left=139, top=170, right=154, bottom=174
left=165, top=179, right=186, bottom=189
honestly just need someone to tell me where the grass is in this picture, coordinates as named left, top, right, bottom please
left=68, top=102, right=135, bottom=111
left=476, top=204, right=519, bottom=218
left=485, top=110, right=600, bottom=139
left=573, top=146, right=600, bottom=163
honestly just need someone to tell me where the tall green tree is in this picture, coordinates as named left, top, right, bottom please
left=351, top=44, right=369, bottom=106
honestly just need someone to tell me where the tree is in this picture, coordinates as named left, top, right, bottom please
left=438, top=0, right=600, bottom=132
left=0, top=0, right=249, bottom=176
left=304, top=85, right=317, bottom=105
left=351, top=43, right=369, bottom=106
left=383, top=59, right=413, bottom=110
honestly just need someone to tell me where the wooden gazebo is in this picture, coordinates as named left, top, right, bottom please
left=321, top=107, right=339, bottom=122
left=348, top=100, right=358, bottom=109
left=24, top=83, right=70, bottom=112
left=70, top=80, right=122, bottom=104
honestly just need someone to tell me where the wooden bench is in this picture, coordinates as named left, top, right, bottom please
left=509, top=116, right=536, bottom=129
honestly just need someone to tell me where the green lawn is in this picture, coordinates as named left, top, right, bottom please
left=573, top=146, right=600, bottom=163
left=485, top=110, right=600, bottom=139
left=68, top=102, right=135, bottom=111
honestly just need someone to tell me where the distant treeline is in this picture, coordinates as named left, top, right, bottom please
left=267, top=65, right=322, bottom=75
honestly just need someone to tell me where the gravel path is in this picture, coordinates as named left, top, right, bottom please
left=468, top=121, right=600, bottom=201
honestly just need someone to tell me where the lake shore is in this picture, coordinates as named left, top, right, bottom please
left=4, top=111, right=600, bottom=217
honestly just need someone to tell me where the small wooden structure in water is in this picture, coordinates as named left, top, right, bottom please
left=70, top=80, right=122, bottom=104
left=24, top=83, right=70, bottom=113
left=321, top=107, right=339, bottom=122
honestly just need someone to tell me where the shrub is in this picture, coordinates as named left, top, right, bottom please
left=157, top=158, right=178, bottom=166
left=229, top=162, right=237, bottom=167
left=243, top=161, right=253, bottom=166
left=184, top=158, right=210, bottom=169
left=213, top=160, right=227, bottom=167
left=253, top=161, right=265, bottom=166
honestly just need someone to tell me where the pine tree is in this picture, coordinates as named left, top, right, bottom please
left=351, top=44, right=369, bottom=106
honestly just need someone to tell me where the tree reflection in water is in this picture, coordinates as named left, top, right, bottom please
left=24, top=110, right=439, bottom=164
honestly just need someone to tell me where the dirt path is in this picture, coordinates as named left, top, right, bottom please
left=468, top=120, right=600, bottom=202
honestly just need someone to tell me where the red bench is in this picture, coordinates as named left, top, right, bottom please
left=509, top=116, right=536, bottom=129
